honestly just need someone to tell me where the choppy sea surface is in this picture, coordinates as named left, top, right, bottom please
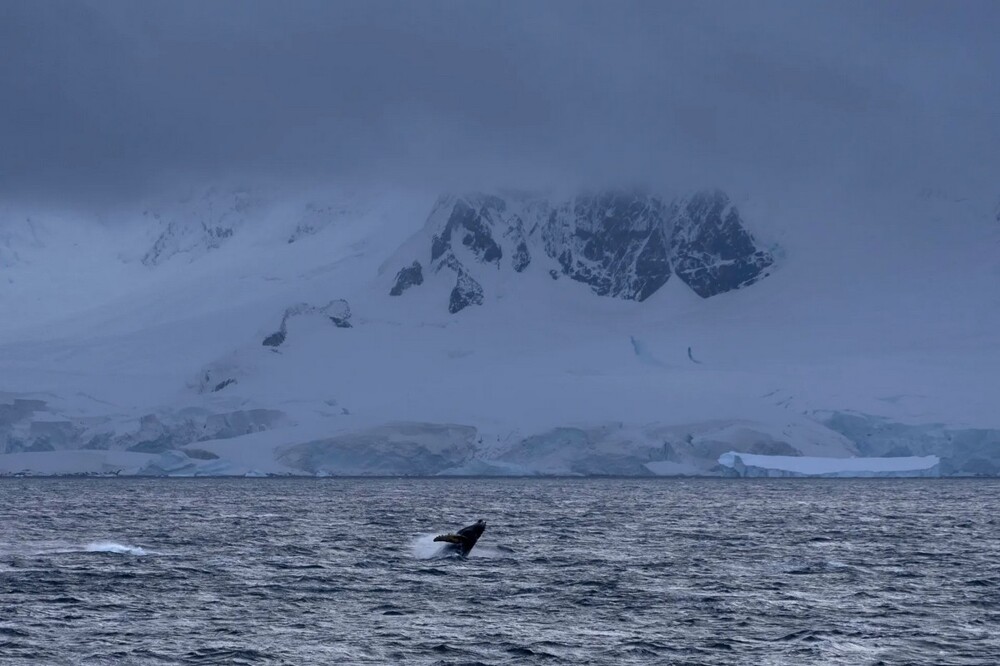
left=1, top=478, right=998, bottom=665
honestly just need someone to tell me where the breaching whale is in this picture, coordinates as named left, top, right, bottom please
left=433, top=519, right=486, bottom=557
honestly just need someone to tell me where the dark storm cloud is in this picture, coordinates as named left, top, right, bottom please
left=2, top=0, right=998, bottom=205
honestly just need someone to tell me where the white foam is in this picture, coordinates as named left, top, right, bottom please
left=409, top=533, right=448, bottom=560
left=84, top=541, right=149, bottom=556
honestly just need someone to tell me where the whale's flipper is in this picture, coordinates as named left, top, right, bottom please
left=433, top=519, right=486, bottom=557
left=433, top=534, right=465, bottom=544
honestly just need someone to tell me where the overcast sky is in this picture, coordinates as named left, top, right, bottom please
left=2, top=0, right=998, bottom=205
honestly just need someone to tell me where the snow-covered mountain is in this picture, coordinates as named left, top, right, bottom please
left=384, top=189, right=773, bottom=313
left=0, top=184, right=997, bottom=476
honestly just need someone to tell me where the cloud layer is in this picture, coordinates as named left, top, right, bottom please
left=3, top=0, right=998, bottom=205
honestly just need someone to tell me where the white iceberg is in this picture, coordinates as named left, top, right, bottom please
left=718, top=451, right=940, bottom=478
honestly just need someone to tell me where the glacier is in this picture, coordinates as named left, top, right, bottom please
left=1, top=184, right=998, bottom=476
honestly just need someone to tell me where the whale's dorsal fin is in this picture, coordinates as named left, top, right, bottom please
left=433, top=534, right=465, bottom=544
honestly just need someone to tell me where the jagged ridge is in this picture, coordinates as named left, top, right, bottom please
left=389, top=189, right=773, bottom=311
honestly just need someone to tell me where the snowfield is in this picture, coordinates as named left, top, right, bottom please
left=1, top=184, right=997, bottom=476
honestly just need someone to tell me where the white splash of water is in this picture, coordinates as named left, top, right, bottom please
left=409, top=533, right=448, bottom=560
left=84, top=542, right=149, bottom=556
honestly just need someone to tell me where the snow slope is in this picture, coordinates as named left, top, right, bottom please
left=0, top=183, right=997, bottom=476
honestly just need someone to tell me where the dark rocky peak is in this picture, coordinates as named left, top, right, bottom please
left=448, top=262, right=485, bottom=314
left=543, top=191, right=671, bottom=302
left=386, top=187, right=775, bottom=311
left=390, top=261, right=424, bottom=296
left=508, top=225, right=531, bottom=273
left=262, top=299, right=353, bottom=348
left=430, top=195, right=505, bottom=268
left=431, top=254, right=485, bottom=314
left=567, top=191, right=664, bottom=235
left=417, top=194, right=536, bottom=314
left=669, top=190, right=774, bottom=297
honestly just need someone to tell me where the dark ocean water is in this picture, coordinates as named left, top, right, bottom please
left=1, top=478, right=998, bottom=665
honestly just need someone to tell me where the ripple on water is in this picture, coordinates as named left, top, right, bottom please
left=0, top=477, right=998, bottom=665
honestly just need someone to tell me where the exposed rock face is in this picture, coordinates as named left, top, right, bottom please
left=143, top=220, right=234, bottom=266
left=390, top=261, right=424, bottom=296
left=544, top=192, right=671, bottom=301
left=431, top=197, right=504, bottom=266
left=195, top=358, right=242, bottom=394
left=511, top=239, right=531, bottom=272
left=212, top=378, right=237, bottom=392
left=449, top=267, right=485, bottom=314
left=262, top=331, right=286, bottom=347
left=261, top=299, right=352, bottom=348
left=669, top=190, right=774, bottom=297
left=326, top=300, right=352, bottom=328
left=426, top=196, right=512, bottom=313
left=387, top=189, right=773, bottom=312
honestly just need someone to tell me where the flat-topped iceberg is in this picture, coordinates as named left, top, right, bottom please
left=719, top=452, right=940, bottom=478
